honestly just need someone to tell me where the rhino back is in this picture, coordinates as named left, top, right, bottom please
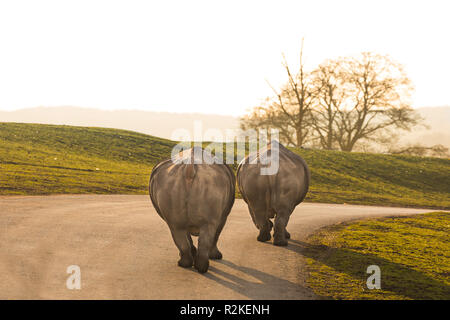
left=237, top=142, right=309, bottom=212
left=273, top=146, right=310, bottom=209
left=150, top=160, right=234, bottom=228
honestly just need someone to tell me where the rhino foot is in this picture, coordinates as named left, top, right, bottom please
left=191, top=246, right=197, bottom=257
left=209, top=248, right=223, bottom=260
left=273, top=234, right=288, bottom=246
left=194, top=257, right=210, bottom=273
left=257, top=231, right=271, bottom=242
left=285, top=230, right=291, bottom=239
left=178, top=256, right=194, bottom=268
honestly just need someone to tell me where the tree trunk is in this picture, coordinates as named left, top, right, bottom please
left=296, top=128, right=303, bottom=147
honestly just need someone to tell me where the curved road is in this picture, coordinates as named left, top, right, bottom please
left=0, top=195, right=432, bottom=299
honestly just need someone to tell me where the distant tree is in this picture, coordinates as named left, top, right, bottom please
left=241, top=40, right=314, bottom=147
left=242, top=49, right=422, bottom=152
left=332, top=52, right=420, bottom=151
left=240, top=97, right=298, bottom=146
left=390, top=144, right=449, bottom=158
left=309, top=59, right=346, bottom=149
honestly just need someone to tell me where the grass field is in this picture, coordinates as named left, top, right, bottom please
left=0, top=122, right=449, bottom=209
left=304, top=212, right=450, bottom=300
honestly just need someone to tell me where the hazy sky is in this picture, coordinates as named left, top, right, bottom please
left=0, top=0, right=449, bottom=116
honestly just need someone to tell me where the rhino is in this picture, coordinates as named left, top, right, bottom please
left=149, top=147, right=235, bottom=273
left=237, top=141, right=310, bottom=246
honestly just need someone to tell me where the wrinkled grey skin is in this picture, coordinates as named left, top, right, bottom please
left=237, top=141, right=310, bottom=246
left=149, top=147, right=235, bottom=273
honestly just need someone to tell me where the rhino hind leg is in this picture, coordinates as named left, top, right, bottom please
left=249, top=204, right=272, bottom=242
left=208, top=237, right=223, bottom=260
left=195, top=225, right=215, bottom=273
left=257, top=220, right=273, bottom=242
left=209, top=247, right=222, bottom=260
left=285, top=229, right=290, bottom=239
left=170, top=227, right=194, bottom=268
left=209, top=218, right=227, bottom=260
left=187, top=233, right=197, bottom=258
left=273, top=211, right=291, bottom=246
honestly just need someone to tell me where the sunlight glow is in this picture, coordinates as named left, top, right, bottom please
left=0, top=0, right=448, bottom=116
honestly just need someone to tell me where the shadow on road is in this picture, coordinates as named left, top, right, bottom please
left=282, top=239, right=450, bottom=300
left=203, top=259, right=322, bottom=300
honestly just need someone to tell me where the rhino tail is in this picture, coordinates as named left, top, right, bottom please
left=184, top=164, right=197, bottom=191
left=268, top=174, right=278, bottom=213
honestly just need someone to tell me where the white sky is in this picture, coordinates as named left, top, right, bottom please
left=0, top=0, right=449, bottom=116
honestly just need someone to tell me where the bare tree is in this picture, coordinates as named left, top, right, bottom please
left=333, top=52, right=420, bottom=151
left=310, top=59, right=345, bottom=149
left=242, top=50, right=421, bottom=152
left=241, top=40, right=314, bottom=147
left=240, top=98, right=297, bottom=145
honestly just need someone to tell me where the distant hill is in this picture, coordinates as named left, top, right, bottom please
left=0, top=106, right=240, bottom=141
left=1, top=122, right=449, bottom=209
left=0, top=106, right=448, bottom=147
left=400, top=106, right=450, bottom=148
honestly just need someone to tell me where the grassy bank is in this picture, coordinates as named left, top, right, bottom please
left=0, top=122, right=174, bottom=195
left=304, top=212, right=450, bottom=300
left=0, top=122, right=449, bottom=209
left=291, top=148, right=450, bottom=209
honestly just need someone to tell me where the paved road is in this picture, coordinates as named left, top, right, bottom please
left=0, top=195, right=432, bottom=299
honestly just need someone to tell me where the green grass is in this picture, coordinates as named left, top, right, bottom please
left=0, top=122, right=449, bottom=209
left=291, top=148, right=450, bottom=209
left=303, top=212, right=450, bottom=300
left=0, top=122, right=175, bottom=195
